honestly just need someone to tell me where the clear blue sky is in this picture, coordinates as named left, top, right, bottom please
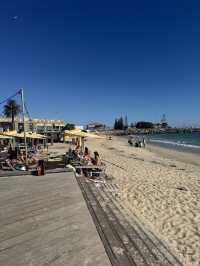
left=0, top=0, right=200, bottom=126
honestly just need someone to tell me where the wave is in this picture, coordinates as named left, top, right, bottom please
left=149, top=139, right=200, bottom=149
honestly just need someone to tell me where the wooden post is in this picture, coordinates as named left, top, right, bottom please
left=81, top=137, right=84, bottom=153
left=51, top=132, right=53, bottom=145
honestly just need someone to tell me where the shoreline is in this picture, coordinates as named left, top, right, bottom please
left=122, top=134, right=200, bottom=167
left=146, top=143, right=200, bottom=167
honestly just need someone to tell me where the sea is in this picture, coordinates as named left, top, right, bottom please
left=147, top=132, right=200, bottom=154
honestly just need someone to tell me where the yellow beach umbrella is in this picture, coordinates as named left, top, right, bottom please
left=64, top=130, right=103, bottom=139
left=0, top=131, right=22, bottom=138
left=64, top=135, right=73, bottom=142
left=17, top=132, right=46, bottom=139
left=28, top=132, right=46, bottom=139
left=0, top=131, right=46, bottom=139
left=81, top=131, right=104, bottom=139
left=64, top=128, right=81, bottom=135
left=0, top=135, right=13, bottom=139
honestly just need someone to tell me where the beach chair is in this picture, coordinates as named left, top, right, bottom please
left=75, top=163, right=106, bottom=178
left=0, top=159, right=15, bottom=171
left=91, top=163, right=106, bottom=177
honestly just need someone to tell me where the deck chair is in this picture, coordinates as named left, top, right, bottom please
left=89, top=164, right=106, bottom=178
left=0, top=159, right=15, bottom=171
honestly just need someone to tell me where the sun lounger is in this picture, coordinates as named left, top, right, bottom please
left=75, top=164, right=106, bottom=177
left=75, top=165, right=105, bottom=169
left=0, top=159, right=15, bottom=171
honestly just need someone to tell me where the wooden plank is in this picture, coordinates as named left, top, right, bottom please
left=0, top=173, right=111, bottom=266
left=75, top=165, right=105, bottom=169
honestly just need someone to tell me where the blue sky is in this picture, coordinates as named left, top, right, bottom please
left=0, top=0, right=200, bottom=126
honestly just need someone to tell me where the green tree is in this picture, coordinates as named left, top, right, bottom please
left=114, top=117, right=124, bottom=130
left=114, top=119, right=118, bottom=129
left=3, top=99, right=21, bottom=130
left=136, top=121, right=154, bottom=129
left=62, top=123, right=75, bottom=131
left=119, top=117, right=124, bottom=129
left=124, top=115, right=128, bottom=129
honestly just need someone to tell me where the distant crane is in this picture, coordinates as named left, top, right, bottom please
left=161, top=114, right=168, bottom=128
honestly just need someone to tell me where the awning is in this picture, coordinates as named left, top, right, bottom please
left=64, top=129, right=104, bottom=139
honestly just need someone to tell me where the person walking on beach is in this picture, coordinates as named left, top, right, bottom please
left=142, top=137, right=146, bottom=148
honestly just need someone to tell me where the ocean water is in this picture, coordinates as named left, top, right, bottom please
left=147, top=132, right=200, bottom=154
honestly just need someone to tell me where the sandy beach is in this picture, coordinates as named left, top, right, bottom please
left=147, top=143, right=200, bottom=167
left=85, top=136, right=200, bottom=265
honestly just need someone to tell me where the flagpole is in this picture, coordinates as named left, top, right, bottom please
left=20, top=88, right=28, bottom=167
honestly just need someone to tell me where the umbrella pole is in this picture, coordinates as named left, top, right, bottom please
left=20, top=88, right=28, bottom=167
left=82, top=137, right=84, bottom=153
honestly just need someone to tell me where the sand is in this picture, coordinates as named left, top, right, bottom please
left=86, top=136, right=200, bottom=266
left=147, top=144, right=200, bottom=167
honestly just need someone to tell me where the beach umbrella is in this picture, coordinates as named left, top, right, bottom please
left=64, top=128, right=81, bottom=134
left=81, top=131, right=104, bottom=139
left=64, top=129, right=104, bottom=152
left=0, top=130, right=22, bottom=138
left=64, top=135, right=73, bottom=142
left=17, top=132, right=47, bottom=139
left=27, top=132, right=47, bottom=139
left=0, top=131, right=46, bottom=139
left=64, top=130, right=104, bottom=139
left=65, top=130, right=104, bottom=153
left=0, top=135, right=13, bottom=139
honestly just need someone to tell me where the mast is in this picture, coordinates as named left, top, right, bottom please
left=20, top=88, right=28, bottom=166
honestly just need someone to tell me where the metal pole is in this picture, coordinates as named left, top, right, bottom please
left=20, top=88, right=28, bottom=167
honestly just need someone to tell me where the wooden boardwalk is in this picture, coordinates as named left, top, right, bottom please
left=0, top=172, right=111, bottom=266
left=77, top=176, right=182, bottom=266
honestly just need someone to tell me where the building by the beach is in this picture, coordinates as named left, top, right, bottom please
left=31, top=118, right=65, bottom=133
left=0, top=116, right=65, bottom=132
left=85, top=122, right=106, bottom=132
left=0, top=116, right=65, bottom=142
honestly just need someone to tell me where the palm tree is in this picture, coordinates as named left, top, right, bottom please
left=3, top=99, right=21, bottom=130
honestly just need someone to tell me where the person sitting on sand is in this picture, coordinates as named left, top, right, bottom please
left=92, top=151, right=101, bottom=165
left=83, top=147, right=91, bottom=162
left=18, top=151, right=25, bottom=163
left=75, top=143, right=81, bottom=155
